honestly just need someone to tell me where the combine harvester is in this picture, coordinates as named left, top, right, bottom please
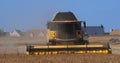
left=26, top=12, right=111, bottom=55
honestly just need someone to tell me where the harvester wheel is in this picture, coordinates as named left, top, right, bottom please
left=47, top=40, right=56, bottom=45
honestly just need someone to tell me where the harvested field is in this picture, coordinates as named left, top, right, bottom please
left=0, top=54, right=120, bottom=63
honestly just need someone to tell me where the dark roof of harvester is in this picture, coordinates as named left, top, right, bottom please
left=52, top=12, right=77, bottom=21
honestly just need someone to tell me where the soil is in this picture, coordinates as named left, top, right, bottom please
left=0, top=54, right=120, bottom=63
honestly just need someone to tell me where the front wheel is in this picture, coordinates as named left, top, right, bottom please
left=47, top=40, right=56, bottom=45
left=76, top=38, right=86, bottom=45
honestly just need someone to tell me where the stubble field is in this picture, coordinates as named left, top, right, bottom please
left=0, top=54, right=120, bottom=63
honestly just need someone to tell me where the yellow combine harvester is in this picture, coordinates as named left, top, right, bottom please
left=26, top=12, right=111, bottom=55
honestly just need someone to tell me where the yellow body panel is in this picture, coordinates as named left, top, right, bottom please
left=33, top=45, right=104, bottom=49
left=47, top=29, right=57, bottom=40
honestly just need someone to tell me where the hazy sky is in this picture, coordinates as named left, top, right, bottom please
left=0, top=0, right=120, bottom=32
